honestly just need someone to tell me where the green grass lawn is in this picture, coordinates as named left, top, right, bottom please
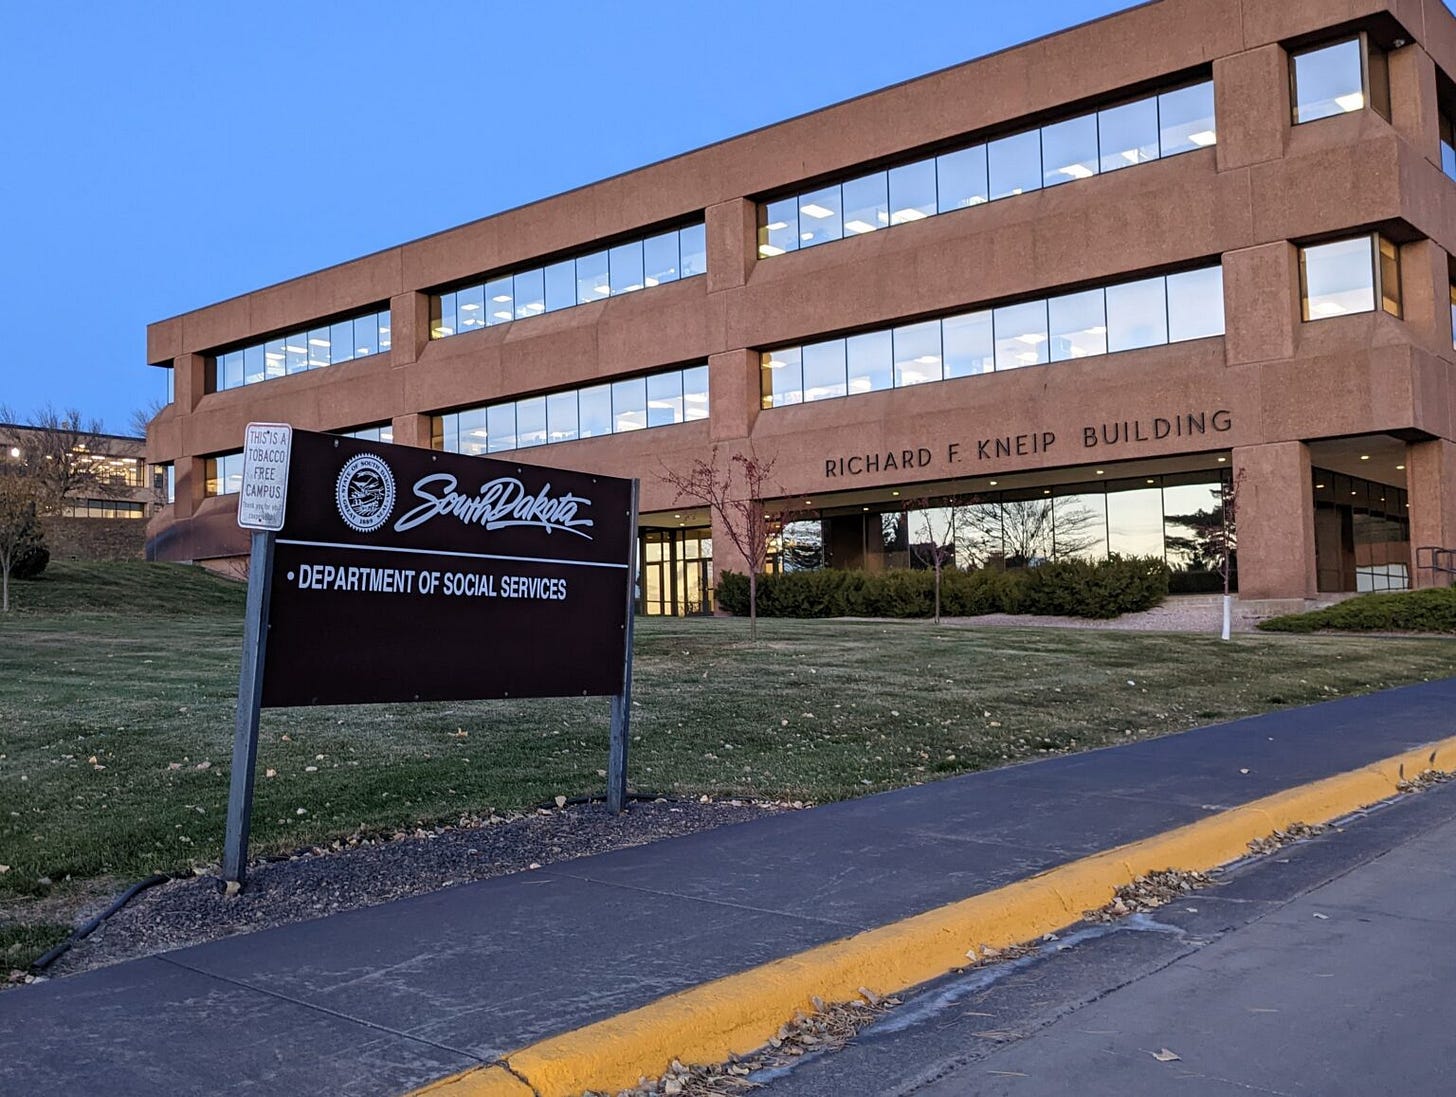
left=3, top=561, right=1456, bottom=914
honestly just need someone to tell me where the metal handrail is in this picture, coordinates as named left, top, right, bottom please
left=1415, top=546, right=1456, bottom=586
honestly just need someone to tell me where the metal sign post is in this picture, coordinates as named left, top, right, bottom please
left=222, top=530, right=275, bottom=884
left=607, top=480, right=640, bottom=814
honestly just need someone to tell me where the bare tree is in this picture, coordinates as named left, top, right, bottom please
left=960, top=496, right=1101, bottom=567
left=129, top=398, right=166, bottom=439
left=0, top=460, right=42, bottom=612
left=0, top=405, right=119, bottom=516
left=660, top=447, right=777, bottom=639
left=904, top=500, right=967, bottom=624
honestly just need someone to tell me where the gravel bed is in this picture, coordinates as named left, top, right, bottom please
left=32, top=798, right=788, bottom=982
left=942, top=594, right=1264, bottom=633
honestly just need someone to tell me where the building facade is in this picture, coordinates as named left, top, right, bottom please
left=146, top=0, right=1456, bottom=612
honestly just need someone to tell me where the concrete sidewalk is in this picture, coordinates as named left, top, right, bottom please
left=3, top=679, right=1455, bottom=1096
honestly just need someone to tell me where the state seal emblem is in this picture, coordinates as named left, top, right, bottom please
left=335, top=453, right=396, bottom=533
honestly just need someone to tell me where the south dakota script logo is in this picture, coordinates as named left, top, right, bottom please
left=393, top=473, right=594, bottom=539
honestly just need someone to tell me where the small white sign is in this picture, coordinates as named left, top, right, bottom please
left=237, top=423, right=293, bottom=531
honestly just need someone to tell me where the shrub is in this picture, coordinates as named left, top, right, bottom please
left=8, top=504, right=49, bottom=580
left=1259, top=587, right=1456, bottom=634
left=1018, top=555, right=1169, bottom=619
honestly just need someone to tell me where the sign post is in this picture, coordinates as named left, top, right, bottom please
left=606, top=481, right=639, bottom=814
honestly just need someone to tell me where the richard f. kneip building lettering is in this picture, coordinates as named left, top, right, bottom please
left=147, top=0, right=1456, bottom=607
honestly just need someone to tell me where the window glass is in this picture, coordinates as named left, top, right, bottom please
left=682, top=364, right=709, bottom=420
left=1159, top=81, right=1217, bottom=155
left=544, top=259, right=576, bottom=311
left=646, top=371, right=684, bottom=427
left=1166, top=266, right=1226, bottom=341
left=165, top=365, right=175, bottom=403
left=612, top=377, right=647, bottom=432
left=1054, top=490, right=1108, bottom=560
left=377, top=313, right=392, bottom=352
left=892, top=321, right=942, bottom=387
left=1041, top=114, right=1099, bottom=186
left=1106, top=276, right=1169, bottom=351
left=457, top=284, right=486, bottom=332
left=943, top=310, right=995, bottom=378
left=547, top=390, right=579, bottom=443
left=846, top=330, right=893, bottom=394
left=798, top=185, right=843, bottom=247
left=486, top=403, right=516, bottom=453
left=353, top=316, right=379, bottom=358
left=1107, top=486, right=1164, bottom=557
left=1378, top=236, right=1400, bottom=317
left=643, top=231, right=681, bottom=285
left=937, top=145, right=988, bottom=212
left=432, top=294, right=456, bottom=338
left=1450, top=285, right=1456, bottom=350
left=221, top=351, right=244, bottom=390
left=1301, top=237, right=1375, bottom=319
left=484, top=277, right=514, bottom=325
left=609, top=241, right=645, bottom=294
left=264, top=338, right=286, bottom=380
left=760, top=197, right=799, bottom=257
left=1098, top=97, right=1160, bottom=172
left=579, top=384, right=612, bottom=438
left=1048, top=288, right=1107, bottom=360
left=889, top=159, right=937, bottom=225
left=993, top=300, right=1049, bottom=370
left=841, top=172, right=889, bottom=236
left=762, top=347, right=804, bottom=408
left=1162, top=481, right=1221, bottom=570
left=244, top=344, right=266, bottom=385
left=457, top=407, right=488, bottom=456
left=987, top=130, right=1042, bottom=200
left=514, top=268, right=546, bottom=319
left=679, top=223, right=707, bottom=276
left=1292, top=39, right=1365, bottom=124
left=330, top=321, right=355, bottom=364
left=515, top=396, right=547, bottom=448
left=802, top=339, right=848, bottom=401
left=576, top=250, right=611, bottom=303
left=1441, top=114, right=1456, bottom=180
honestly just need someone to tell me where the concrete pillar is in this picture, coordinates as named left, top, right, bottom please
left=705, top=198, right=757, bottom=296
left=1233, top=441, right=1317, bottom=600
left=1397, top=237, right=1452, bottom=357
left=174, top=455, right=203, bottom=521
left=389, top=291, right=432, bottom=365
left=1406, top=438, right=1456, bottom=587
left=1222, top=242, right=1299, bottom=366
left=1388, top=43, right=1441, bottom=167
left=708, top=348, right=761, bottom=442
left=173, top=352, right=208, bottom=413
left=1213, top=44, right=1288, bottom=172
left=391, top=412, right=434, bottom=450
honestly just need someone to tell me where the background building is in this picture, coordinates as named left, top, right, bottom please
left=145, top=0, right=1456, bottom=612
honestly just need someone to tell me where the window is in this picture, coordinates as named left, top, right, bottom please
left=803, top=340, right=849, bottom=402
left=1291, top=37, right=1388, bottom=124
left=1099, top=98, right=1159, bottom=171
left=1450, top=285, right=1456, bottom=350
left=163, top=365, right=175, bottom=405
left=889, top=159, right=937, bottom=224
left=204, top=452, right=244, bottom=496
left=993, top=300, right=1049, bottom=370
left=1158, top=82, right=1217, bottom=155
left=846, top=330, right=893, bottom=394
left=213, top=306, right=391, bottom=392
left=1041, top=114, right=1099, bottom=187
left=1300, top=234, right=1400, bottom=320
left=892, top=321, right=942, bottom=387
left=798, top=185, right=843, bottom=247
left=761, top=347, right=804, bottom=408
left=339, top=424, right=394, bottom=444
left=842, top=173, right=889, bottom=236
left=1441, top=114, right=1456, bottom=181
left=936, top=146, right=988, bottom=213
left=988, top=130, right=1043, bottom=200
left=1106, top=277, right=1168, bottom=351
left=1048, top=289, right=1106, bottom=360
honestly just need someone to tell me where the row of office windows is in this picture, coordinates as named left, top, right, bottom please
left=204, top=425, right=393, bottom=495
left=761, top=266, right=1224, bottom=408
left=431, top=223, right=706, bottom=340
left=757, top=80, right=1214, bottom=258
left=433, top=363, right=709, bottom=455
left=214, top=308, right=392, bottom=392
left=62, top=498, right=148, bottom=519
left=1298, top=234, right=1401, bottom=321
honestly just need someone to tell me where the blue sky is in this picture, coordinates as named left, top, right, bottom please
left=0, top=0, right=1234, bottom=432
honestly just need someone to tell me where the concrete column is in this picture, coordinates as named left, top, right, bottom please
left=1406, top=438, right=1456, bottom=587
left=391, top=412, right=434, bottom=450
left=708, top=348, right=761, bottom=443
left=706, top=198, right=757, bottom=296
left=1397, top=237, right=1452, bottom=357
left=1222, top=242, right=1299, bottom=366
left=1213, top=44, right=1288, bottom=172
left=1388, top=44, right=1441, bottom=166
left=389, top=291, right=433, bottom=365
left=1233, top=441, right=1317, bottom=600
left=173, top=353, right=208, bottom=413
left=173, top=454, right=202, bottom=521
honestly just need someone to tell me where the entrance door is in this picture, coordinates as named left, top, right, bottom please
left=638, top=527, right=714, bottom=615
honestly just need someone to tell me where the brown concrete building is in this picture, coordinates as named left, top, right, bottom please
left=145, top=0, right=1456, bottom=612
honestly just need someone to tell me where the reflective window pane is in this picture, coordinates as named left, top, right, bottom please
left=893, top=320, right=942, bottom=387
left=993, top=300, right=1049, bottom=370
left=889, top=159, right=937, bottom=225
left=1041, top=114, right=1098, bottom=187
left=1107, top=486, right=1164, bottom=557
left=544, top=259, right=576, bottom=311
left=802, top=339, right=848, bottom=401
left=1159, top=81, right=1217, bottom=155
left=433, top=293, right=456, bottom=338
left=1292, top=39, right=1365, bottom=124
left=1054, top=490, right=1108, bottom=560
left=244, top=344, right=265, bottom=384
left=220, top=351, right=243, bottom=390
left=1098, top=98, right=1159, bottom=172
left=330, top=321, right=355, bottom=364
left=486, top=403, right=517, bottom=453
left=576, top=250, right=611, bottom=304
left=578, top=384, right=612, bottom=438
left=1166, top=266, right=1226, bottom=341
left=458, top=407, right=488, bottom=456
left=760, top=197, right=799, bottom=257
left=353, top=316, right=379, bottom=358
left=307, top=327, right=332, bottom=368
left=514, top=268, right=545, bottom=319
left=609, top=241, right=645, bottom=294
left=547, top=390, right=579, bottom=443
left=841, top=172, right=889, bottom=236
left=457, top=284, right=486, bottom=332
left=643, top=230, right=681, bottom=285
left=1378, top=236, right=1400, bottom=317
left=1048, top=288, right=1107, bottom=361
left=1106, top=276, right=1169, bottom=351
left=846, top=330, right=893, bottom=394
left=798, top=185, right=843, bottom=247
left=937, top=145, right=988, bottom=212
left=484, top=277, right=514, bottom=325
left=1163, top=481, right=1221, bottom=570
left=378, top=313, right=392, bottom=352
left=284, top=333, right=308, bottom=374
left=264, top=338, right=286, bottom=380
left=1301, top=237, right=1375, bottom=319
left=942, top=310, right=995, bottom=378
left=516, top=396, right=547, bottom=448
left=762, top=347, right=804, bottom=408
left=682, top=364, right=709, bottom=420
left=679, top=223, right=707, bottom=277
left=987, top=130, right=1042, bottom=200
left=646, top=371, right=684, bottom=426
left=612, top=376, right=647, bottom=432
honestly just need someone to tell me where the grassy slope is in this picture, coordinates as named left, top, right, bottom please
left=2, top=563, right=1455, bottom=906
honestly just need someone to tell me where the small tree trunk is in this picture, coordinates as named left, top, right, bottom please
left=1, top=558, right=9, bottom=614
left=933, top=561, right=942, bottom=625
left=748, top=570, right=758, bottom=641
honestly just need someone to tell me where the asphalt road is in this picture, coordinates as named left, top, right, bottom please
left=758, top=777, right=1456, bottom=1097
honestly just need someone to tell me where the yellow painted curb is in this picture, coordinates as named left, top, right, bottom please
left=412, top=736, right=1456, bottom=1097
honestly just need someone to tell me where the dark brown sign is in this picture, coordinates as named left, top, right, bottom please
left=260, top=431, right=634, bottom=707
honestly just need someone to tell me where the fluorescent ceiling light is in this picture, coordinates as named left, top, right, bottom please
left=1015, top=333, right=1047, bottom=344
left=1058, top=163, right=1095, bottom=179
left=800, top=232, right=814, bottom=241
left=594, top=285, right=611, bottom=295
left=758, top=244, right=786, bottom=257
left=765, top=358, right=787, bottom=370
left=914, top=355, right=940, bottom=365
left=526, top=302, right=545, bottom=312
left=644, top=277, right=659, bottom=287
left=766, top=221, right=788, bottom=231
left=459, top=302, right=480, bottom=310
left=890, top=207, right=929, bottom=224
left=492, top=295, right=511, bottom=303
left=493, top=311, right=512, bottom=321
left=1120, top=149, right=1143, bottom=164
left=844, top=219, right=877, bottom=234
left=800, top=203, right=834, bottom=219
left=684, top=393, right=707, bottom=402
left=1188, top=129, right=1217, bottom=147
left=1335, top=92, right=1365, bottom=112
left=1310, top=300, right=1346, bottom=318
left=309, top=338, right=330, bottom=347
